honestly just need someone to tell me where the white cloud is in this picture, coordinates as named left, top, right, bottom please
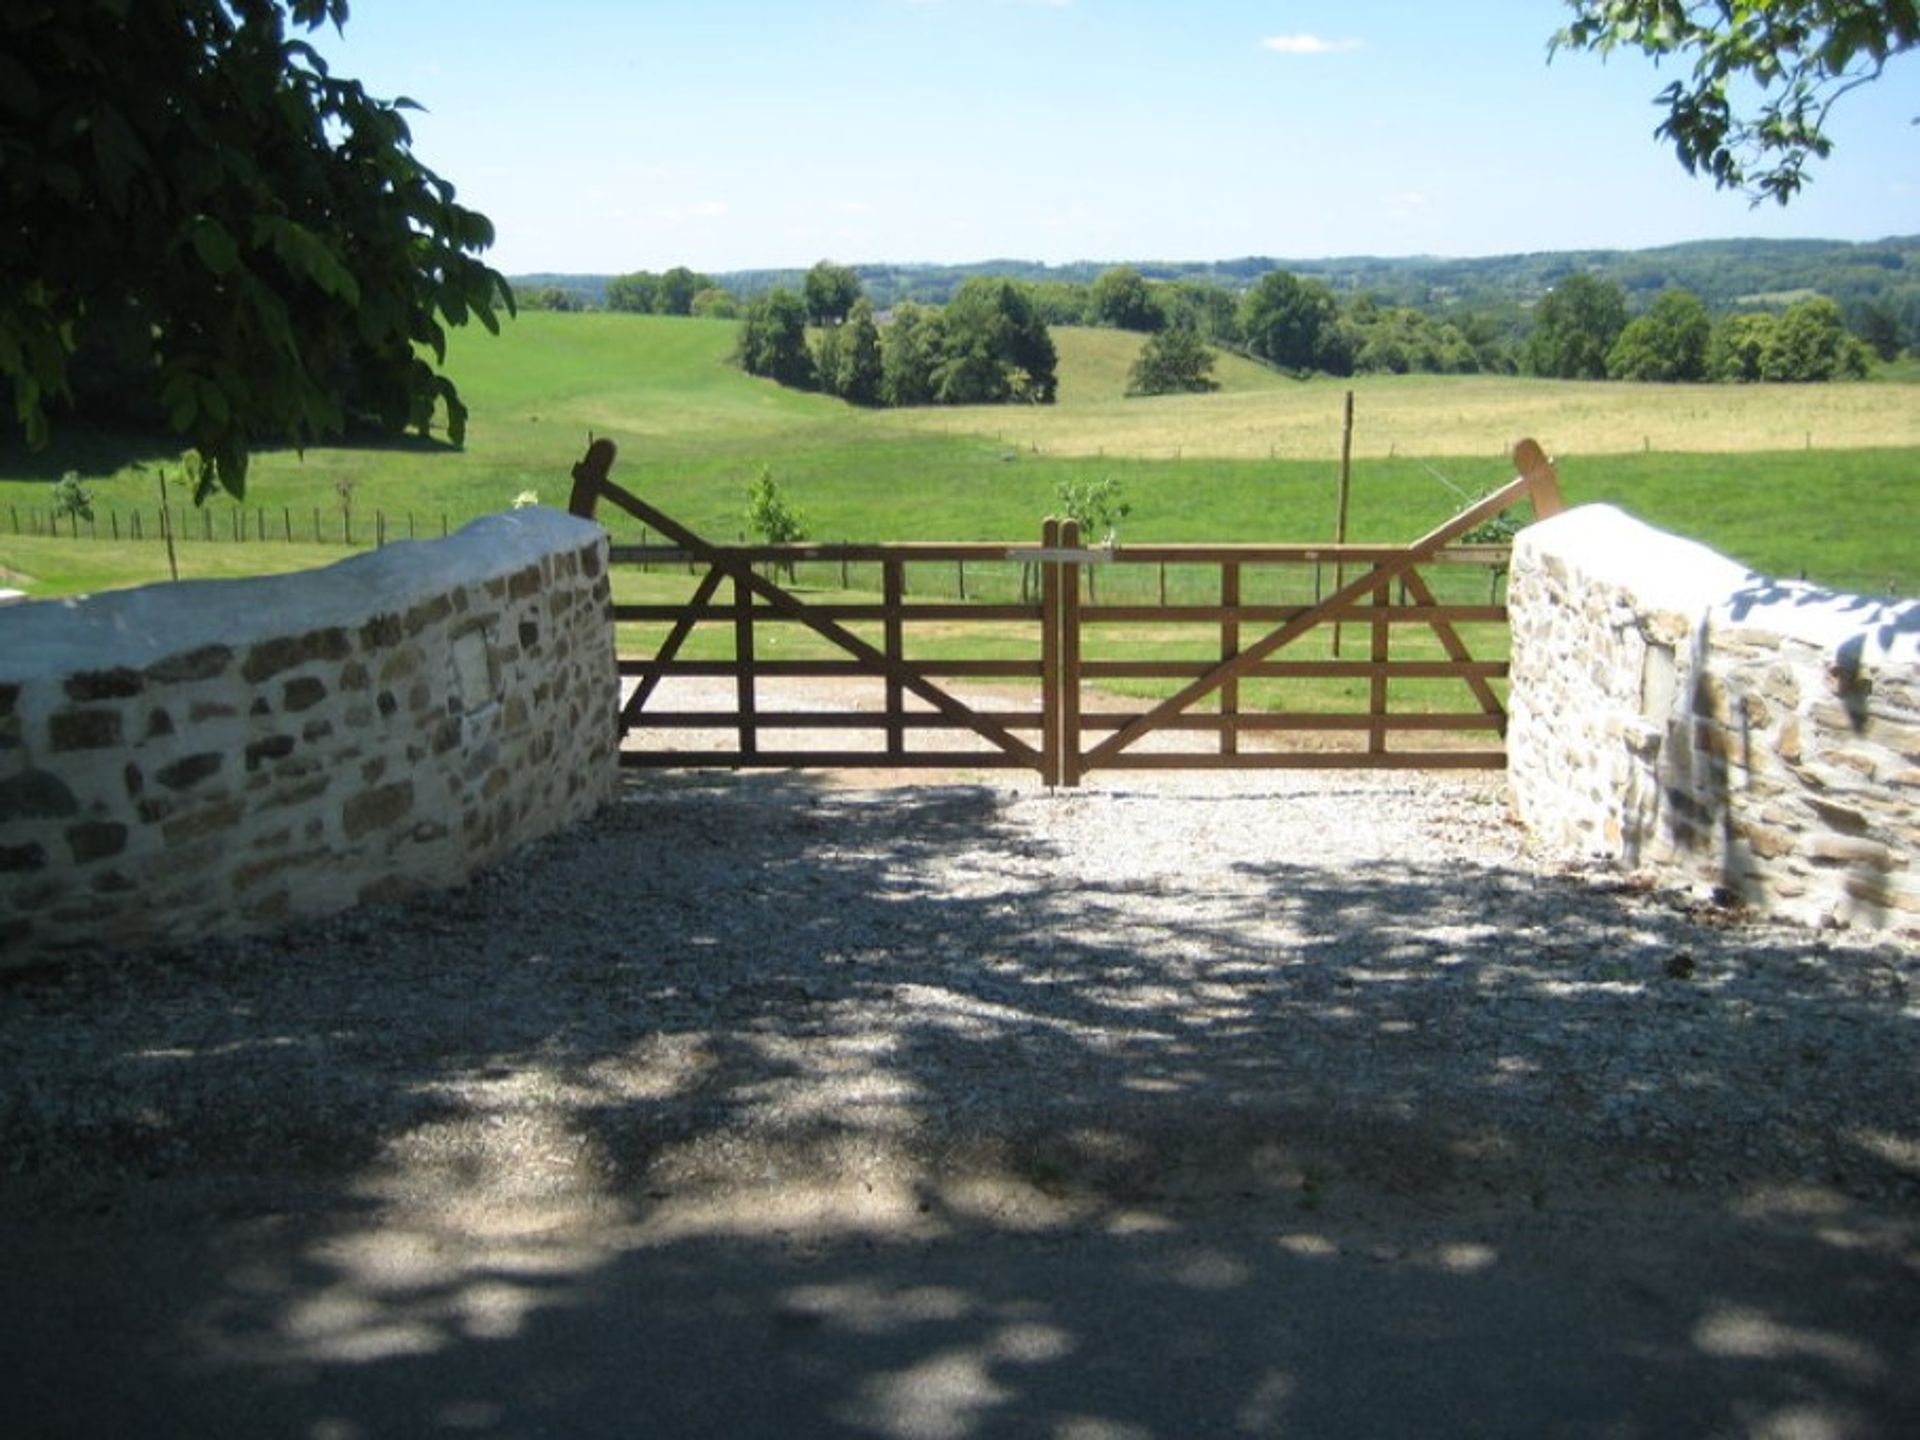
left=1260, top=34, right=1363, bottom=56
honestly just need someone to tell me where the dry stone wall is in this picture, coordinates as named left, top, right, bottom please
left=1509, top=504, right=1918, bottom=933
left=1, top=509, right=616, bottom=963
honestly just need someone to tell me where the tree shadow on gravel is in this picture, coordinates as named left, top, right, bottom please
left=1, top=769, right=1916, bottom=1439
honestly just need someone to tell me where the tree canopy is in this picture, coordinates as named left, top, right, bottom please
left=1525, top=272, right=1629, bottom=379
left=1553, top=0, right=1918, bottom=203
left=1091, top=266, right=1164, bottom=332
left=1607, top=287, right=1713, bottom=381
left=803, top=261, right=863, bottom=327
left=1126, top=326, right=1219, bottom=396
left=1238, top=271, right=1350, bottom=375
left=0, top=0, right=513, bottom=501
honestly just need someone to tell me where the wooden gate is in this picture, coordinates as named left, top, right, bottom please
left=567, top=438, right=1564, bottom=785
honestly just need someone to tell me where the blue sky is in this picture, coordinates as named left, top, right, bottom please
left=312, top=1, right=1917, bottom=275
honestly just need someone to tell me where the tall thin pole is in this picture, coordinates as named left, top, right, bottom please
left=1333, top=389, right=1354, bottom=658
left=158, top=471, right=180, bottom=582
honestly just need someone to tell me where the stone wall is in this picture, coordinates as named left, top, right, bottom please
left=1509, top=504, right=1918, bottom=932
left=1, top=509, right=617, bottom=962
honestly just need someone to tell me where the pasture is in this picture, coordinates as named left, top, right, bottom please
left=2, top=311, right=1916, bottom=599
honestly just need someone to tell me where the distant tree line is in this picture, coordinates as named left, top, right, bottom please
left=604, top=265, right=739, bottom=318
left=521, top=242, right=1906, bottom=399
left=737, top=262, right=1058, bottom=407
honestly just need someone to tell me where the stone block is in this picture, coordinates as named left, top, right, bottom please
left=241, top=628, right=351, bottom=684
left=343, top=780, right=414, bottom=840
left=65, top=667, right=144, bottom=702
left=49, top=709, right=123, bottom=751
left=0, top=770, right=79, bottom=823
left=157, top=753, right=224, bottom=791
left=145, top=644, right=234, bottom=685
left=66, top=822, right=128, bottom=864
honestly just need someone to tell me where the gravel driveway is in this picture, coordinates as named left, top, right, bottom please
left=3, top=763, right=1917, bottom=1437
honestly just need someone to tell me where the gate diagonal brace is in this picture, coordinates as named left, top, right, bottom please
left=1084, top=464, right=1547, bottom=768
left=584, top=458, right=1040, bottom=764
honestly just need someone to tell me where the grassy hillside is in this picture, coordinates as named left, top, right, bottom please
left=3, top=312, right=1916, bottom=599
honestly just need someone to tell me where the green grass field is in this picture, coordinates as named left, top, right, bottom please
left=3, top=311, right=1916, bottom=600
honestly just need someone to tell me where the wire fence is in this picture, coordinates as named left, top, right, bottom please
left=7, top=503, right=449, bottom=548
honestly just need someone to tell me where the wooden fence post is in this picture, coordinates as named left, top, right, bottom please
left=1512, top=438, right=1564, bottom=519
left=568, top=436, right=617, bottom=520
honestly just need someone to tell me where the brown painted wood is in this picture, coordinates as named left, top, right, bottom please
left=1369, top=576, right=1391, bottom=755
left=883, top=560, right=905, bottom=760
left=1040, top=518, right=1063, bottom=787
left=592, top=473, right=1040, bottom=764
left=620, top=565, right=725, bottom=730
left=567, top=437, right=617, bottom=519
left=594, top=440, right=1558, bottom=781
left=1221, top=562, right=1240, bottom=756
left=733, top=569, right=757, bottom=757
left=1083, top=468, right=1537, bottom=770
left=1058, top=518, right=1084, bottom=786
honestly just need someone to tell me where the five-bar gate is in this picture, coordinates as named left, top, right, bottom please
left=567, top=438, right=1564, bottom=785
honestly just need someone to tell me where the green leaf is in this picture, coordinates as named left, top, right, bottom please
left=187, top=218, right=240, bottom=277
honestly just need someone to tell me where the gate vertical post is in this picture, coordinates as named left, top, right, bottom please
left=883, top=559, right=906, bottom=760
left=1058, top=519, right=1084, bottom=787
left=1220, top=561, right=1241, bottom=756
left=734, top=569, right=758, bottom=759
left=1368, top=571, right=1391, bottom=755
left=1040, top=518, right=1062, bottom=787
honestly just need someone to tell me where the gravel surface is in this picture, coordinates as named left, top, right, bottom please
left=4, top=764, right=1915, bottom=1220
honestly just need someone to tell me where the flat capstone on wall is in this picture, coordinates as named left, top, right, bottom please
left=0, top=509, right=617, bottom=962
left=1508, top=503, right=1918, bottom=933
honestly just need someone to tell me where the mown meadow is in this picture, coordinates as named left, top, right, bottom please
left=4, top=311, right=1916, bottom=602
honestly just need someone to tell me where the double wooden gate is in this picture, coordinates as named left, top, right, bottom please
left=568, top=439, right=1564, bottom=785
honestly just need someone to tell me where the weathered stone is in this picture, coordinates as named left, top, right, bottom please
left=246, top=735, right=297, bottom=771
left=0, top=843, right=49, bottom=873
left=302, top=718, right=334, bottom=744
left=241, top=628, right=352, bottom=684
left=343, top=780, right=414, bottom=840
left=145, top=708, right=175, bottom=739
left=157, top=753, right=223, bottom=791
left=49, top=709, right=122, bottom=751
left=359, top=613, right=404, bottom=650
left=233, top=849, right=321, bottom=894
left=1733, top=822, right=1797, bottom=860
left=282, top=676, right=328, bottom=712
left=66, top=822, right=128, bottom=864
left=403, top=594, right=454, bottom=636
left=146, top=645, right=234, bottom=685
left=161, top=800, right=244, bottom=848
left=189, top=701, right=238, bottom=723
left=339, top=661, right=371, bottom=692
left=262, top=776, right=331, bottom=811
left=65, top=667, right=144, bottom=702
left=507, top=564, right=541, bottom=600
left=1808, top=798, right=1871, bottom=835
left=1807, top=835, right=1900, bottom=871
left=519, top=620, right=540, bottom=650
left=0, top=769, right=80, bottom=823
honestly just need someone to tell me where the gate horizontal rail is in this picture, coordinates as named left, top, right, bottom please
left=569, top=436, right=1565, bottom=783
